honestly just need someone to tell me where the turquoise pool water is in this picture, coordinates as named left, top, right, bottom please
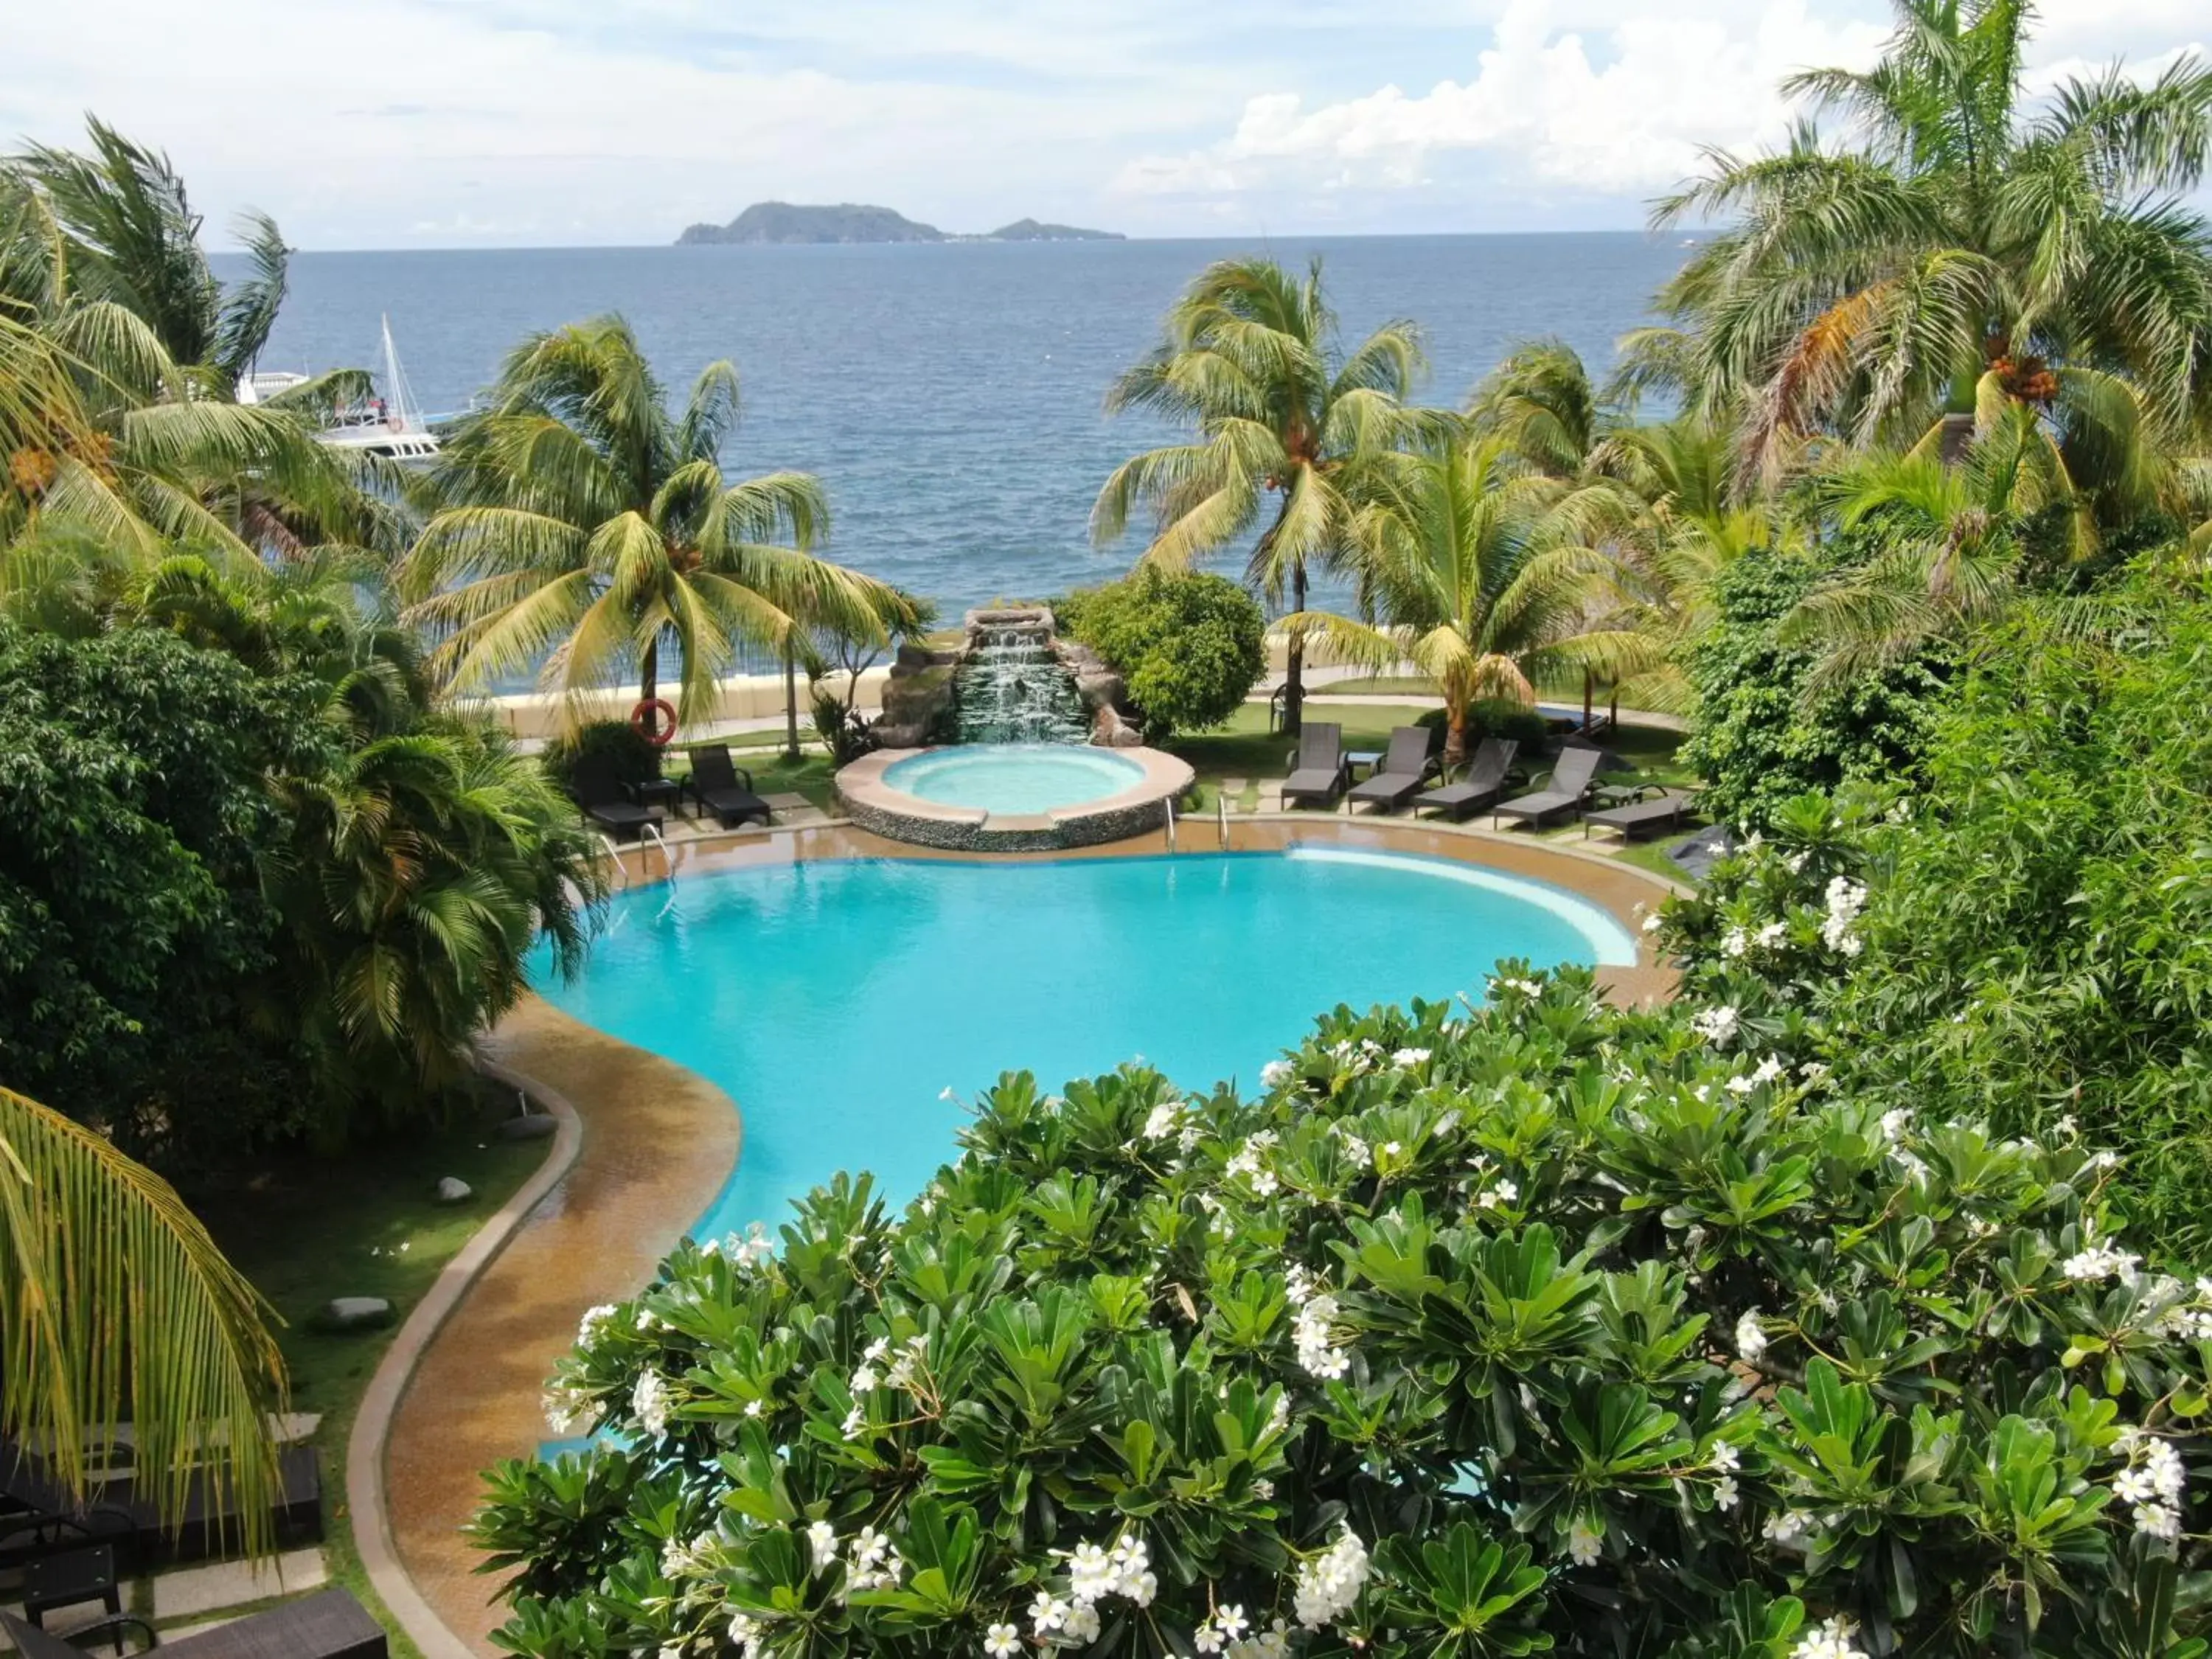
left=881, top=743, right=1145, bottom=813
left=534, top=848, right=1633, bottom=1245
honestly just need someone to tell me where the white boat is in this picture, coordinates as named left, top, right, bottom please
left=240, top=315, right=442, bottom=462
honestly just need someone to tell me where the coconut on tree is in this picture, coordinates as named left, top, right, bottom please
left=400, top=317, right=897, bottom=731
left=1092, top=256, right=1427, bottom=734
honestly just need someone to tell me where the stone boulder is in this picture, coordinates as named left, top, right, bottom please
left=497, top=1112, right=559, bottom=1141
left=316, top=1296, right=394, bottom=1333
left=434, top=1176, right=473, bottom=1204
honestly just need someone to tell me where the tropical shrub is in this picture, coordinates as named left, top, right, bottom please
left=547, top=720, right=664, bottom=792
left=1660, top=574, right=2212, bottom=1258
left=1677, top=549, right=1945, bottom=830
left=473, top=975, right=2212, bottom=1659
left=1416, top=698, right=1551, bottom=754
left=1058, top=568, right=1265, bottom=741
left=0, top=624, right=326, bottom=1154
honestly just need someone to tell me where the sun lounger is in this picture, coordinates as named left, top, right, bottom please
left=568, top=756, right=663, bottom=843
left=3, top=1588, right=385, bottom=1659
left=1491, top=746, right=1605, bottom=830
left=1412, top=739, right=1521, bottom=821
left=0, top=1440, right=322, bottom=1571
left=1346, top=726, right=1443, bottom=813
left=1281, top=721, right=1350, bottom=810
left=1584, top=786, right=1696, bottom=843
left=684, top=744, right=773, bottom=829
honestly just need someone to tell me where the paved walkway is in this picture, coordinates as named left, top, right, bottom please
left=378, top=1000, right=742, bottom=1654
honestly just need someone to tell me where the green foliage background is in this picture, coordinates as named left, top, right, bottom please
left=1677, top=550, right=1947, bottom=830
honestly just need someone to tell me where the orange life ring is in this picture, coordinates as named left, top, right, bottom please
left=629, top=698, right=678, bottom=747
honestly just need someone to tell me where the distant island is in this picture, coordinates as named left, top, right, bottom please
left=676, top=202, right=1123, bottom=246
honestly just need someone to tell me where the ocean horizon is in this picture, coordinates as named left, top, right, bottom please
left=236, top=232, right=1694, bottom=616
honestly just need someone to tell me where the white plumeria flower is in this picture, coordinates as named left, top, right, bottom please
left=1391, top=1047, right=1430, bottom=1068
left=1691, top=1005, right=1739, bottom=1047
left=1029, top=1592, right=1068, bottom=1635
left=1565, top=1518, right=1603, bottom=1567
left=806, top=1520, right=838, bottom=1572
left=1713, top=1474, right=1740, bottom=1510
left=630, top=1370, right=672, bottom=1437
left=1735, top=1310, right=1769, bottom=1363
left=1641, top=911, right=1666, bottom=934
left=1292, top=1526, right=1370, bottom=1629
left=1260, top=1058, right=1295, bottom=1089
left=983, top=1622, right=1022, bottom=1658
left=1791, top=1615, right=1869, bottom=1659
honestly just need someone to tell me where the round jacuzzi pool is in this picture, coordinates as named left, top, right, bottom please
left=836, top=743, right=1194, bottom=851
left=882, top=743, right=1145, bottom=813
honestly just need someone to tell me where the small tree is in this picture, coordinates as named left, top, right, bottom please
left=1058, top=567, right=1264, bottom=742
left=807, top=588, right=936, bottom=764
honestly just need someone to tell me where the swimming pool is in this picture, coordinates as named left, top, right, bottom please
left=532, top=848, right=1635, bottom=1243
left=882, top=743, right=1145, bottom=813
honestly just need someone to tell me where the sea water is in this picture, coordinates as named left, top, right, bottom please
left=240, top=234, right=1688, bottom=616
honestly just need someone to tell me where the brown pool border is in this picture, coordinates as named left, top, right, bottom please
left=359, top=813, right=1682, bottom=1656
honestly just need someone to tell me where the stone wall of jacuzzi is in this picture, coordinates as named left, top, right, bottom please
left=835, top=783, right=1171, bottom=851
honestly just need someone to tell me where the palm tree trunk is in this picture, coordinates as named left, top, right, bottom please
left=640, top=637, right=658, bottom=708
left=782, top=642, right=801, bottom=762
left=1444, top=698, right=1468, bottom=768
left=1284, top=564, right=1307, bottom=737
left=1582, top=669, right=1593, bottom=733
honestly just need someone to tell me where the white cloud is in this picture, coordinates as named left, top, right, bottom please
left=1116, top=0, right=1890, bottom=206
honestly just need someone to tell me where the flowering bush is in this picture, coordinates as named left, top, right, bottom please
left=1660, top=577, right=2212, bottom=1258
left=472, top=973, right=2211, bottom=1659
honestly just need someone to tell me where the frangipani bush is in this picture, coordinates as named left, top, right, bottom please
left=473, top=975, right=2211, bottom=1659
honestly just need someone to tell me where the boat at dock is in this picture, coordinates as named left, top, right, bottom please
left=240, top=315, right=445, bottom=461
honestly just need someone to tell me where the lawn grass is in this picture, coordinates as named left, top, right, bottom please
left=193, top=1094, right=553, bottom=1659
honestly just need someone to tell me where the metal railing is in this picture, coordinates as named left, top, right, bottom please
left=1217, top=793, right=1229, bottom=849
left=595, top=833, right=629, bottom=887
left=1164, top=796, right=1177, bottom=854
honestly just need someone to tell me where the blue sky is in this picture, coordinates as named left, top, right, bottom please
left=7, top=0, right=2205, bottom=248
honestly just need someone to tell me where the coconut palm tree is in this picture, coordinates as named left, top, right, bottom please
left=1092, top=256, right=1426, bottom=733
left=1281, top=430, right=1656, bottom=764
left=1466, top=339, right=1616, bottom=481
left=1642, top=0, right=2212, bottom=481
left=401, top=316, right=893, bottom=728
left=1781, top=403, right=2103, bottom=686
left=1, top=1086, right=289, bottom=1554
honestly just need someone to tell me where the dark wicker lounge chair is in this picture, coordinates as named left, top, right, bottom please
left=1280, top=722, right=1350, bottom=810
left=3, top=1589, right=385, bottom=1659
left=1492, top=746, right=1605, bottom=830
left=1584, top=785, right=1696, bottom=843
left=1346, top=726, right=1443, bottom=813
left=1412, top=738, right=1521, bottom=822
left=568, top=756, right=662, bottom=844
left=684, top=745, right=773, bottom=830
left=0, top=1441, right=322, bottom=1571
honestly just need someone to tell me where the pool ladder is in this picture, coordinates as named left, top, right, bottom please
left=1217, top=793, right=1229, bottom=849
left=1164, top=795, right=1176, bottom=854
left=595, top=824, right=674, bottom=887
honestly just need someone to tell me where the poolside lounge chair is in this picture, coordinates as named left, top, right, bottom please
left=3, top=1589, right=386, bottom=1659
left=568, top=756, right=663, bottom=844
left=1280, top=722, right=1351, bottom=810
left=684, top=744, right=773, bottom=830
left=1491, top=746, right=1605, bottom=831
left=1584, top=785, right=1697, bottom=844
left=1412, top=739, right=1521, bottom=822
left=1346, top=726, right=1443, bottom=813
left=0, top=1440, right=323, bottom=1571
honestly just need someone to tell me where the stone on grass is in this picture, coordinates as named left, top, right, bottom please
left=497, top=1113, right=558, bottom=1141
left=316, top=1297, right=393, bottom=1333
left=434, top=1176, right=473, bottom=1204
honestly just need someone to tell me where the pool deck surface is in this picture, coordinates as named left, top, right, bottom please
left=366, top=814, right=1678, bottom=1656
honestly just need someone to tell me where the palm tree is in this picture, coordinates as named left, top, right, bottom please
left=1, top=128, right=398, bottom=572
left=401, top=316, right=894, bottom=727
left=1281, top=430, right=1655, bottom=764
left=1642, top=0, right=2212, bottom=481
left=1092, top=257, right=1426, bottom=733
left=1466, top=339, right=1615, bottom=480
left=1, top=1086, right=289, bottom=1554
left=1782, top=404, right=2097, bottom=686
